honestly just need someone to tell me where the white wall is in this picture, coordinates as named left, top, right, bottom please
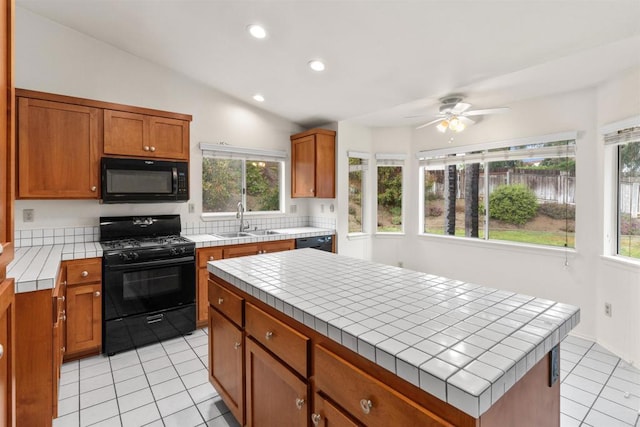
left=14, top=7, right=302, bottom=228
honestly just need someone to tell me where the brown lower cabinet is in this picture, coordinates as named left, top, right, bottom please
left=245, top=337, right=308, bottom=427
left=208, top=306, right=244, bottom=425
left=0, top=278, right=15, bottom=427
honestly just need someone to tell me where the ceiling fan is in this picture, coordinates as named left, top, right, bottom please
left=414, top=95, right=509, bottom=132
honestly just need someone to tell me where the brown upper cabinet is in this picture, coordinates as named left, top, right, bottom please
left=15, top=89, right=192, bottom=200
left=290, top=128, right=336, bottom=198
left=104, top=110, right=189, bottom=160
left=17, top=97, right=101, bottom=199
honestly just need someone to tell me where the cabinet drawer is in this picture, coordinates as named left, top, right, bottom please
left=208, top=279, right=243, bottom=327
left=66, top=258, right=101, bottom=285
left=198, top=247, right=223, bottom=268
left=314, top=345, right=453, bottom=427
left=245, top=302, right=308, bottom=377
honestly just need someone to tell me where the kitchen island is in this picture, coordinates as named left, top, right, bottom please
left=207, top=248, right=579, bottom=426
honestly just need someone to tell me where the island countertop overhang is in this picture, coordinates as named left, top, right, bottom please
left=207, top=248, right=579, bottom=418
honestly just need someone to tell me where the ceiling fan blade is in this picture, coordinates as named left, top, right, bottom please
left=415, top=118, right=443, bottom=130
left=459, top=116, right=475, bottom=125
left=451, top=102, right=472, bottom=115
left=463, top=107, right=510, bottom=116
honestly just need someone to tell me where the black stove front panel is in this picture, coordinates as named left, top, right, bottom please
left=100, top=214, right=182, bottom=241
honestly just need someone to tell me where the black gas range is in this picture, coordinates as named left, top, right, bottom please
left=100, top=215, right=196, bottom=355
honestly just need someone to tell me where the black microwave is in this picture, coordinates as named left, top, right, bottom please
left=101, top=157, right=189, bottom=203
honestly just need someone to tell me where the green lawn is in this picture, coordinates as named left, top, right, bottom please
left=424, top=228, right=575, bottom=248
left=619, top=235, right=640, bottom=259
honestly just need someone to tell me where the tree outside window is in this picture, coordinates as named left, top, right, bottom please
left=618, top=140, right=640, bottom=259
left=377, top=165, right=403, bottom=232
left=348, top=157, right=366, bottom=233
left=202, top=157, right=282, bottom=213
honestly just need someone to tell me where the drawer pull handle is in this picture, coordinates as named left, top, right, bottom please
left=58, top=296, right=65, bottom=302
left=61, top=314, right=66, bottom=321
left=311, top=413, right=322, bottom=426
left=295, top=398, right=305, bottom=410
left=360, top=399, right=373, bottom=414
left=209, top=256, right=214, bottom=261
left=0, top=344, right=3, bottom=359
left=234, top=342, right=241, bottom=350
left=94, top=291, right=101, bottom=297
left=62, top=346, right=66, bottom=353
left=81, top=271, right=89, bottom=277
left=91, top=186, right=97, bottom=192
left=150, top=146, right=156, bottom=152
left=218, top=297, right=224, bottom=305
left=144, top=146, right=150, bottom=151
left=265, top=331, right=273, bottom=340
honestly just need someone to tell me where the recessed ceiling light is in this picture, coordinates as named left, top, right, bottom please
left=247, top=24, right=267, bottom=39
left=253, top=94, right=265, bottom=102
left=308, top=60, right=326, bottom=72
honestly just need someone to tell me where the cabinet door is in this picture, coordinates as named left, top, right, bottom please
left=0, top=279, right=14, bottom=427
left=103, top=110, right=147, bottom=157
left=52, top=267, right=66, bottom=418
left=66, top=283, right=102, bottom=356
left=223, top=244, right=260, bottom=258
left=17, top=98, right=100, bottom=198
left=246, top=337, right=308, bottom=427
left=209, top=307, right=244, bottom=425
left=149, top=116, right=189, bottom=160
left=291, top=135, right=316, bottom=198
left=260, top=239, right=295, bottom=254
left=314, top=133, right=335, bottom=198
left=312, top=392, right=362, bottom=427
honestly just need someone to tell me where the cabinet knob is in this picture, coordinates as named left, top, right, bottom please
left=143, top=146, right=150, bottom=151
left=0, top=344, right=3, bottom=359
left=61, top=346, right=66, bottom=353
left=94, top=291, right=101, bottom=297
left=58, top=296, right=65, bottom=302
left=208, top=256, right=214, bottom=261
left=81, top=271, right=89, bottom=277
left=218, top=297, right=224, bottom=305
left=61, top=314, right=66, bottom=321
left=360, top=399, right=373, bottom=414
left=90, top=186, right=97, bottom=192
left=265, top=331, right=273, bottom=340
left=295, top=398, right=305, bottom=410
left=150, top=146, right=156, bottom=152
left=311, top=413, right=322, bottom=426
left=234, top=342, right=241, bottom=350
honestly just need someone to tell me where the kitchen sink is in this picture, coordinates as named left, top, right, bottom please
left=214, top=232, right=254, bottom=238
left=248, top=229, right=282, bottom=236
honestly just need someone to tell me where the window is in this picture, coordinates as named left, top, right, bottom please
left=348, top=152, right=369, bottom=233
left=376, top=154, right=405, bottom=233
left=419, top=134, right=576, bottom=248
left=605, top=126, right=640, bottom=260
left=200, top=143, right=285, bottom=214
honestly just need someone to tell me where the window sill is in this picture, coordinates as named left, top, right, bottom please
left=347, top=232, right=370, bottom=240
left=375, top=232, right=406, bottom=238
left=417, top=232, right=577, bottom=259
left=600, top=255, right=640, bottom=271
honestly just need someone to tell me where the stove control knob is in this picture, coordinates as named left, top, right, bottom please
left=132, top=252, right=139, bottom=260
left=119, top=253, right=130, bottom=261
left=179, top=247, right=186, bottom=254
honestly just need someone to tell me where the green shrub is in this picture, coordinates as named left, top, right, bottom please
left=539, top=202, right=575, bottom=220
left=489, top=185, right=538, bottom=226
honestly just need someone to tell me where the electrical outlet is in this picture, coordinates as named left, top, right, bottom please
left=188, top=203, right=195, bottom=213
left=320, top=204, right=325, bottom=213
left=398, top=261, right=404, bottom=268
left=290, top=204, right=297, bottom=214
left=23, top=209, right=34, bottom=222
left=605, top=302, right=612, bottom=317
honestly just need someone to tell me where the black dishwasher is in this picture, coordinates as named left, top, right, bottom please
left=295, top=235, right=333, bottom=252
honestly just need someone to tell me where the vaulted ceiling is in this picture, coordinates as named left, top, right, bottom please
left=16, top=0, right=640, bottom=128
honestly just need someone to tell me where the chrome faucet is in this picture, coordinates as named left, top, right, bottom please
left=236, top=201, right=249, bottom=232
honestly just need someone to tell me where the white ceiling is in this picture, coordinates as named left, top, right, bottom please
left=16, top=0, right=640, bottom=128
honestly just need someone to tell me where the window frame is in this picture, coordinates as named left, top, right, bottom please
left=347, top=151, right=370, bottom=236
left=417, top=132, right=577, bottom=249
left=200, top=143, right=286, bottom=217
left=602, top=118, right=640, bottom=262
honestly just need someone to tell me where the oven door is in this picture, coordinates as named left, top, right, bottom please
left=103, top=256, right=195, bottom=320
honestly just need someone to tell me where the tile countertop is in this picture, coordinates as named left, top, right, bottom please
left=183, top=226, right=335, bottom=248
left=7, top=243, right=103, bottom=293
left=207, top=248, right=580, bottom=418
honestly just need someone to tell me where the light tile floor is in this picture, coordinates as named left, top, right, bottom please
left=52, top=330, right=639, bottom=427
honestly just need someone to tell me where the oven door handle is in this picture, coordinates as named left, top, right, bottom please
left=105, top=256, right=195, bottom=270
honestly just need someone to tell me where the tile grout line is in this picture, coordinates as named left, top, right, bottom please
left=560, top=341, right=595, bottom=424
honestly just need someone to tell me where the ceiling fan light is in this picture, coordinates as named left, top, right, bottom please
left=454, top=122, right=466, bottom=132
left=448, top=117, right=460, bottom=130
left=436, top=120, right=449, bottom=133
